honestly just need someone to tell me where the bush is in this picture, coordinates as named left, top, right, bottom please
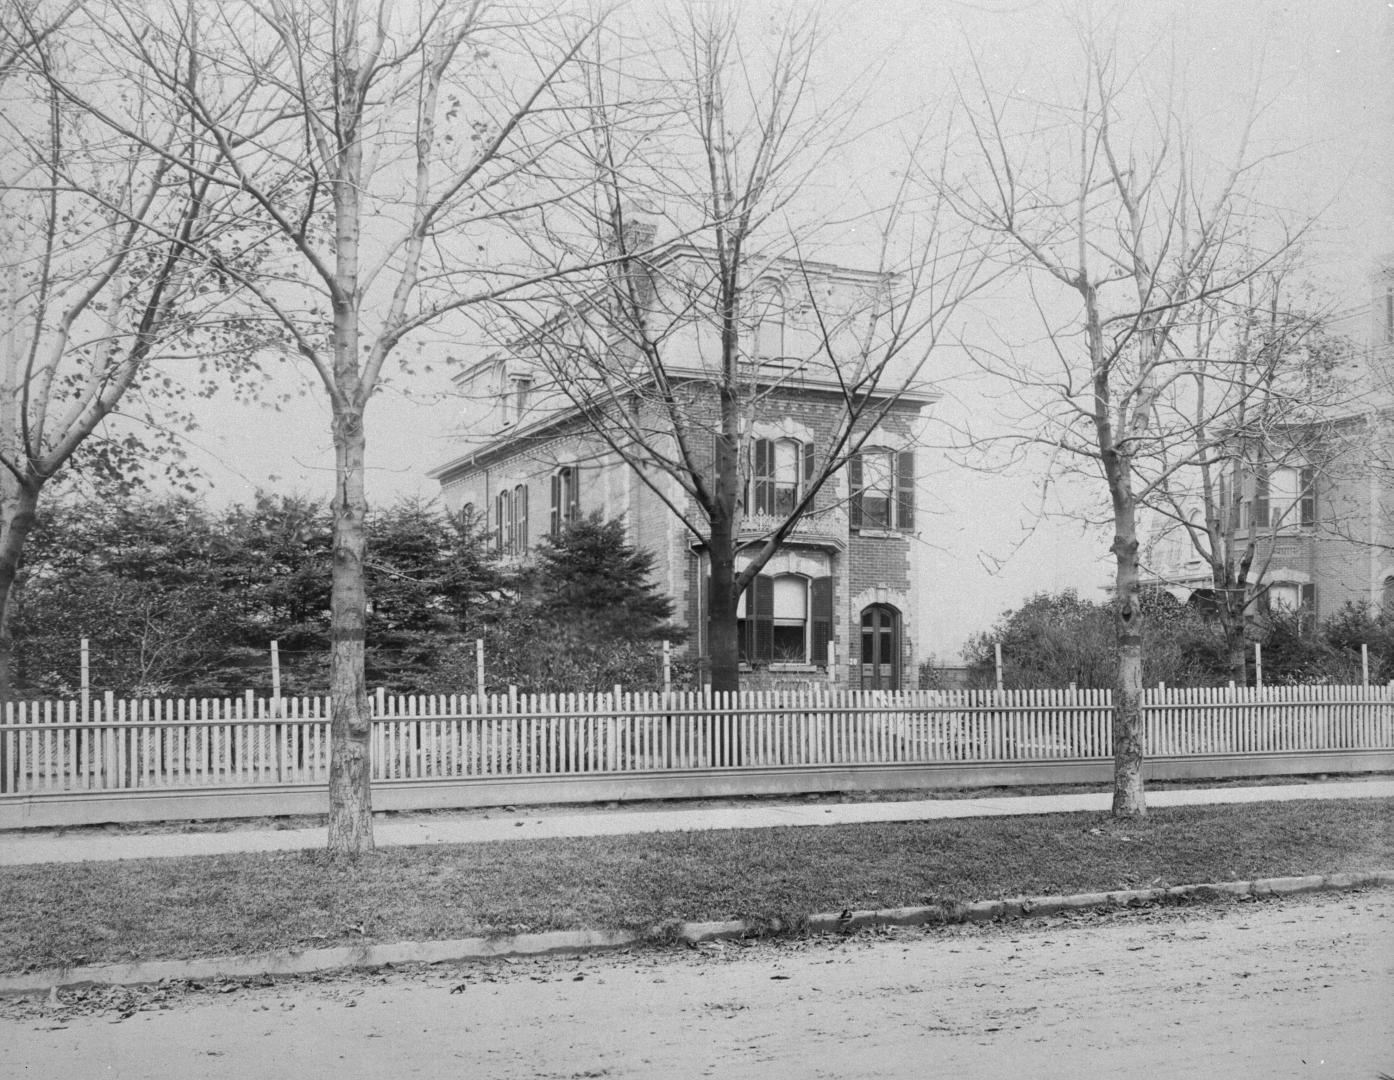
left=962, top=588, right=1232, bottom=689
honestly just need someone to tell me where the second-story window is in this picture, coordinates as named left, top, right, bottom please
left=750, top=438, right=812, bottom=517
left=550, top=465, right=580, bottom=536
left=1242, top=465, right=1315, bottom=530
left=849, top=448, right=915, bottom=531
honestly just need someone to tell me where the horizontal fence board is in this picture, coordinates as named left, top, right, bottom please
left=2, top=686, right=1392, bottom=800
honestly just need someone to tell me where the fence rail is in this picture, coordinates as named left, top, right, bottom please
left=3, top=685, right=1392, bottom=797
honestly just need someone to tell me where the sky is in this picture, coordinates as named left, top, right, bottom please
left=160, top=0, right=1394, bottom=661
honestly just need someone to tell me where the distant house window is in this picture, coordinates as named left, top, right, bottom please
left=1265, top=581, right=1316, bottom=633
left=750, top=438, right=813, bottom=517
left=512, top=484, right=528, bottom=553
left=1243, top=465, right=1315, bottom=530
left=1298, top=467, right=1316, bottom=527
left=507, top=375, right=533, bottom=425
left=750, top=286, right=785, bottom=361
left=1242, top=467, right=1269, bottom=530
left=735, top=573, right=834, bottom=666
left=550, top=466, right=580, bottom=536
left=493, top=485, right=528, bottom=555
left=849, top=448, right=915, bottom=531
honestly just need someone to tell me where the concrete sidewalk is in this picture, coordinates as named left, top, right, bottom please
left=2, top=778, right=1391, bottom=866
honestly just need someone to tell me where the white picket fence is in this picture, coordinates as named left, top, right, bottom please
left=3, top=684, right=1392, bottom=796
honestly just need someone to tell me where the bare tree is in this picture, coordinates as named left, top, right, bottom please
left=41, top=0, right=604, bottom=855
left=0, top=1, right=249, bottom=722
left=1144, top=268, right=1351, bottom=682
left=939, top=28, right=1307, bottom=816
left=492, top=2, right=989, bottom=692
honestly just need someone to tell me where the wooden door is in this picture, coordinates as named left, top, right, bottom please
left=860, top=605, right=899, bottom=690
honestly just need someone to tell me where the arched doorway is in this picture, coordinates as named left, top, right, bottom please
left=860, top=604, right=899, bottom=690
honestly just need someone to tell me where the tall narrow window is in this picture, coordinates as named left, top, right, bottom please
left=494, top=491, right=507, bottom=553
left=507, top=375, right=533, bottom=425
left=771, top=575, right=809, bottom=662
left=1298, top=466, right=1316, bottom=527
left=750, top=287, right=785, bottom=360
left=1243, top=468, right=1270, bottom=531
left=550, top=466, right=579, bottom=536
left=512, top=484, right=528, bottom=552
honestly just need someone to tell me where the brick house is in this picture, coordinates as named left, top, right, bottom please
left=429, top=244, right=933, bottom=689
left=1144, top=258, right=1394, bottom=622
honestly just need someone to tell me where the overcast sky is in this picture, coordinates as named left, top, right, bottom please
left=166, top=0, right=1393, bottom=659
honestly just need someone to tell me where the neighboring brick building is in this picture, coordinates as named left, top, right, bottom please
left=430, top=244, right=933, bottom=689
left=1144, top=258, right=1394, bottom=622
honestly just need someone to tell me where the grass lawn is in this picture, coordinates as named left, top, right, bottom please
left=1, top=797, right=1390, bottom=973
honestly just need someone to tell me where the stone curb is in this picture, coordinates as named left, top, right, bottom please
left=3, top=870, right=1390, bottom=996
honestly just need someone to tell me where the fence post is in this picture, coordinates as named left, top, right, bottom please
left=994, top=642, right=1004, bottom=692
left=1254, top=642, right=1263, bottom=689
left=827, top=639, right=837, bottom=687
left=476, top=639, right=485, bottom=696
left=1362, top=643, right=1369, bottom=686
left=102, top=690, right=115, bottom=788
left=80, top=638, right=90, bottom=724
left=663, top=639, right=672, bottom=693
left=0, top=699, right=10, bottom=794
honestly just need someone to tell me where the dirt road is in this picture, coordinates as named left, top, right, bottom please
left=4, top=889, right=1391, bottom=1079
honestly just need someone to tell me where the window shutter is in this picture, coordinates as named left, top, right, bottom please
left=738, top=579, right=754, bottom=662
left=848, top=455, right=864, bottom=528
left=896, top=450, right=915, bottom=531
left=550, top=472, right=561, bottom=537
left=494, top=492, right=505, bottom=552
left=802, top=441, right=815, bottom=486
left=752, top=574, right=775, bottom=662
left=1299, top=467, right=1316, bottom=527
left=810, top=575, right=833, bottom=670
left=1252, top=468, right=1269, bottom=529
left=518, top=485, right=528, bottom=551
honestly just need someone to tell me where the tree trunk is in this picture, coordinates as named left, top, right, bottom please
left=326, top=401, right=373, bottom=856
left=1110, top=515, right=1147, bottom=818
left=0, top=479, right=40, bottom=794
left=1222, top=605, right=1248, bottom=686
left=707, top=523, right=740, bottom=693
